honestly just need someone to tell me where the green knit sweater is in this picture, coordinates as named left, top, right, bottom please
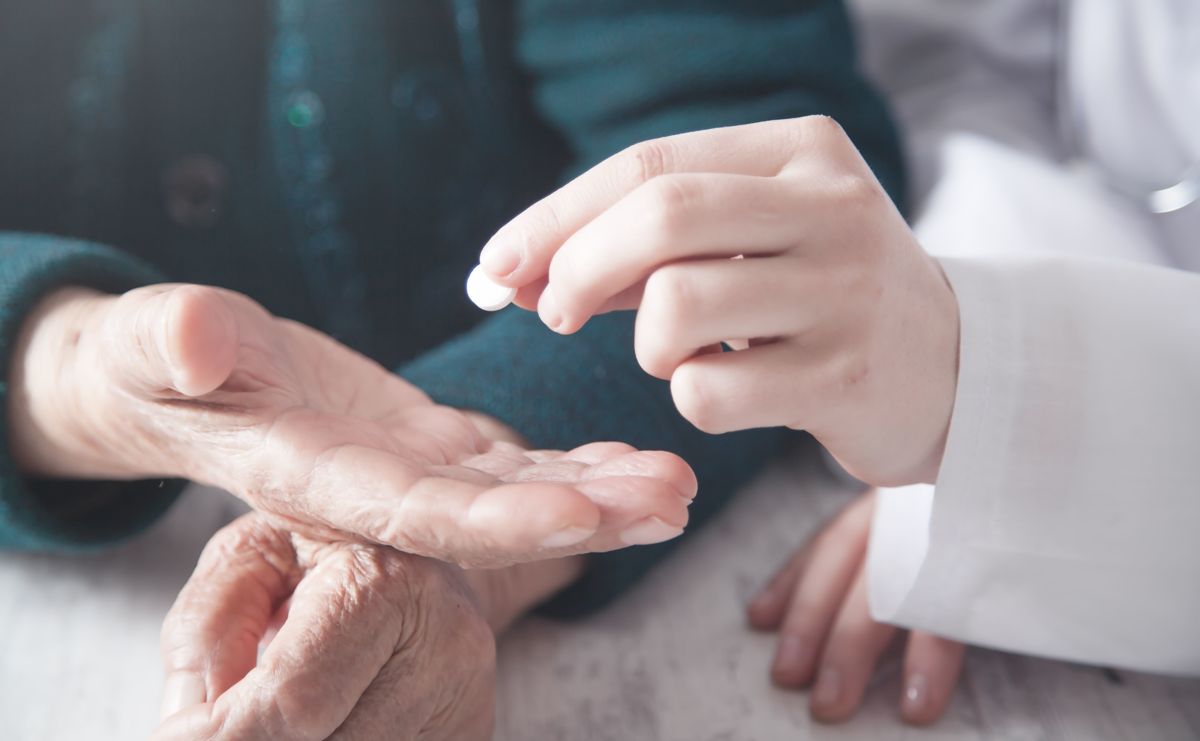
left=0, top=0, right=903, bottom=617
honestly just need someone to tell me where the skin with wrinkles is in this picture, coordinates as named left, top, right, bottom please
left=154, top=513, right=497, bottom=740
left=746, top=491, right=966, bottom=726
left=8, top=284, right=698, bottom=567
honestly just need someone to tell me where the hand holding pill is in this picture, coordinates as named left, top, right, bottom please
left=466, top=265, right=517, bottom=312
left=473, top=117, right=961, bottom=487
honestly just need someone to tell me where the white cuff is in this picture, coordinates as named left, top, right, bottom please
left=868, top=256, right=1200, bottom=675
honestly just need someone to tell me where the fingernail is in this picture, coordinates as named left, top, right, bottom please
left=540, top=525, right=594, bottom=549
left=160, top=671, right=206, bottom=720
left=813, top=666, right=842, bottom=708
left=480, top=239, right=522, bottom=278
left=772, top=636, right=810, bottom=683
left=902, top=673, right=929, bottom=717
left=619, top=517, right=684, bottom=545
left=538, top=288, right=564, bottom=332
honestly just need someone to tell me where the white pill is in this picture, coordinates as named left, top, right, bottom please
left=466, top=264, right=517, bottom=312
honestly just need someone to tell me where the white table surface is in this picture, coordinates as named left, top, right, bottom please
left=2, top=456, right=1198, bottom=741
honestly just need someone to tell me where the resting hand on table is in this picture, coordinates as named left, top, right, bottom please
left=747, top=491, right=965, bottom=725
left=154, top=512, right=578, bottom=740
left=8, top=285, right=696, bottom=567
left=479, top=117, right=959, bottom=487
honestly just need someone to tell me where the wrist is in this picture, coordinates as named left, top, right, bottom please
left=463, top=556, right=585, bottom=634
left=8, top=288, right=124, bottom=478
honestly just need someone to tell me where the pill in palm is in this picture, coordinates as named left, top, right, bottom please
left=466, top=264, right=517, bottom=312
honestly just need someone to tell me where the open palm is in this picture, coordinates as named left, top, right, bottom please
left=66, top=284, right=695, bottom=566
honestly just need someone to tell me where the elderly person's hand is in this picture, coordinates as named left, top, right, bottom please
left=747, top=491, right=965, bottom=725
left=154, top=513, right=581, bottom=740
left=9, top=285, right=697, bottom=566
left=479, top=117, right=959, bottom=487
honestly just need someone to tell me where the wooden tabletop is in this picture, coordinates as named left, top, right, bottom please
left=2, top=458, right=1198, bottom=740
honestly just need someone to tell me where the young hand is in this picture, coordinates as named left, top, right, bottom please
left=747, top=491, right=965, bottom=725
left=479, top=117, right=960, bottom=486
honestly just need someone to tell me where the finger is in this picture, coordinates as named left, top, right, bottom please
left=900, top=632, right=966, bottom=726
left=101, top=284, right=239, bottom=397
left=255, top=406, right=603, bottom=563
left=154, top=541, right=414, bottom=741
left=270, top=429, right=694, bottom=566
left=459, top=461, right=693, bottom=553
left=294, top=442, right=605, bottom=565
left=158, top=514, right=298, bottom=721
left=479, top=119, right=810, bottom=287
left=746, top=544, right=811, bottom=631
left=331, top=578, right=497, bottom=741
left=565, top=443, right=697, bottom=501
left=475, top=445, right=696, bottom=553
left=669, top=341, right=818, bottom=435
left=770, top=493, right=874, bottom=687
left=512, top=276, right=548, bottom=311
left=523, top=277, right=649, bottom=316
left=634, top=256, right=810, bottom=379
left=477, top=444, right=697, bottom=552
left=538, top=172, right=812, bottom=333
left=809, top=564, right=897, bottom=724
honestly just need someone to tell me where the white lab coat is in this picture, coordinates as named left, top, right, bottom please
left=847, top=0, right=1200, bottom=674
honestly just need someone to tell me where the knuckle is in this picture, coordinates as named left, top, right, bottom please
left=644, top=266, right=697, bottom=327
left=506, top=200, right=564, bottom=262
left=196, top=516, right=259, bottom=567
left=620, top=138, right=673, bottom=187
left=530, top=199, right=566, bottom=243
left=771, top=119, right=813, bottom=164
left=201, top=515, right=292, bottom=572
left=670, top=365, right=726, bottom=434
left=801, top=114, right=849, bottom=145
left=641, top=175, right=693, bottom=243
left=832, top=173, right=885, bottom=211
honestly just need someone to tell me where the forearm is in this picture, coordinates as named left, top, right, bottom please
left=0, top=235, right=182, bottom=551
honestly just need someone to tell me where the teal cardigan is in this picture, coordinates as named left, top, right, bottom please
left=0, top=0, right=904, bottom=617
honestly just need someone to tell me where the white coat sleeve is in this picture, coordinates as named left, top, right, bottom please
left=869, top=250, right=1200, bottom=675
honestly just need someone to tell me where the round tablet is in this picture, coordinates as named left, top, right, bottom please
left=466, top=264, right=517, bottom=312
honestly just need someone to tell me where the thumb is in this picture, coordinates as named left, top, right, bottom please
left=101, top=284, right=238, bottom=397
left=158, top=514, right=298, bottom=723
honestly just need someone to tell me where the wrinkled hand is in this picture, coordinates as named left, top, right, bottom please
left=747, top=491, right=965, bottom=725
left=479, top=117, right=959, bottom=486
left=154, top=513, right=496, bottom=740
left=10, top=285, right=696, bottom=566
